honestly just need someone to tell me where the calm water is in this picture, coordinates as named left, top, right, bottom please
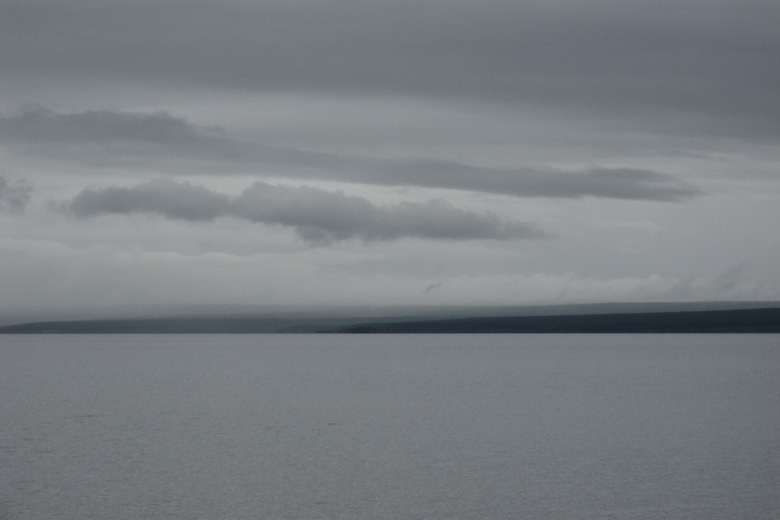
left=1, top=334, right=778, bottom=519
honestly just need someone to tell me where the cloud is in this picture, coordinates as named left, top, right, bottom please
left=4, top=107, right=701, bottom=202
left=0, top=176, right=32, bottom=212
left=2, top=0, right=776, bottom=138
left=70, top=179, right=230, bottom=221
left=0, top=105, right=216, bottom=145
left=337, top=162, right=703, bottom=202
left=665, top=262, right=761, bottom=300
left=424, top=282, right=443, bottom=294
left=0, top=106, right=254, bottom=166
left=69, top=179, right=549, bottom=243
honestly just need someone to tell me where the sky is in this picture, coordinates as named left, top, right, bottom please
left=1, top=0, right=778, bottom=315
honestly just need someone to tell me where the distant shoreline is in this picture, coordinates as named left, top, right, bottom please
left=1, top=307, right=779, bottom=334
left=325, top=307, right=780, bottom=334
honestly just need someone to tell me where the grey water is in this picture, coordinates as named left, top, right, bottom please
left=1, top=335, right=778, bottom=519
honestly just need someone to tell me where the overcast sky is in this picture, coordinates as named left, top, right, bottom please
left=1, top=0, right=778, bottom=315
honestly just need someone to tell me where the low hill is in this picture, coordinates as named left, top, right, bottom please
left=1, top=304, right=778, bottom=334
left=326, top=307, right=780, bottom=334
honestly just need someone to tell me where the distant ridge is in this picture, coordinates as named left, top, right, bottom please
left=325, top=307, right=780, bottom=334
left=0, top=316, right=351, bottom=334
left=1, top=306, right=779, bottom=334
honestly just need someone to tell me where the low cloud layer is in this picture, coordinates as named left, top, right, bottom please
left=0, top=106, right=213, bottom=145
left=0, top=176, right=32, bottom=212
left=70, top=179, right=548, bottom=243
left=346, top=163, right=703, bottom=202
left=4, top=107, right=702, bottom=203
left=70, top=179, right=229, bottom=221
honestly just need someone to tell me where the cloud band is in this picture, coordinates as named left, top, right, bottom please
left=70, top=179, right=550, bottom=243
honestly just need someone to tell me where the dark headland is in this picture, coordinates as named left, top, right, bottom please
left=326, top=307, right=780, bottom=334
left=1, top=303, right=779, bottom=334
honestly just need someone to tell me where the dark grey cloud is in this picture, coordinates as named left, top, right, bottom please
left=70, top=179, right=229, bottom=221
left=329, top=162, right=703, bottom=203
left=0, top=176, right=32, bottom=212
left=70, top=179, right=548, bottom=243
left=0, top=106, right=251, bottom=159
left=278, top=152, right=703, bottom=202
left=2, top=0, right=777, bottom=137
left=3, top=107, right=700, bottom=202
left=0, top=105, right=211, bottom=144
left=0, top=106, right=254, bottom=166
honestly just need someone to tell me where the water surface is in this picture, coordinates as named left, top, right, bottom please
left=1, top=334, right=778, bottom=519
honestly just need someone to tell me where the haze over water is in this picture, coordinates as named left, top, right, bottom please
left=1, top=334, right=778, bottom=519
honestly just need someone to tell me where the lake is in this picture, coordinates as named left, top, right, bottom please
left=1, top=334, right=778, bottom=519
